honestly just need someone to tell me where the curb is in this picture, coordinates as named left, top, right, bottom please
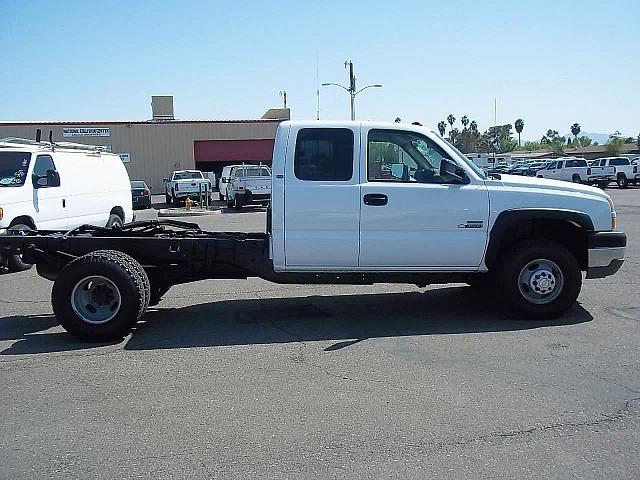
left=157, top=208, right=221, bottom=218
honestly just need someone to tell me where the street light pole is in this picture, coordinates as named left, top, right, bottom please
left=322, top=60, right=381, bottom=120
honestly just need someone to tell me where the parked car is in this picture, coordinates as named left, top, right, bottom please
left=226, top=165, right=272, bottom=210
left=590, top=157, right=639, bottom=188
left=537, top=157, right=614, bottom=186
left=0, top=120, right=626, bottom=341
left=218, top=164, right=243, bottom=201
left=163, top=170, right=211, bottom=205
left=130, top=180, right=152, bottom=209
left=0, top=138, right=133, bottom=272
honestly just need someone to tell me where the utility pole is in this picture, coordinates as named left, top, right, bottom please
left=322, top=60, right=382, bottom=121
left=279, top=90, right=287, bottom=109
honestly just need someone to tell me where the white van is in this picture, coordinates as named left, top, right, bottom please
left=0, top=139, right=133, bottom=271
left=218, top=164, right=244, bottom=201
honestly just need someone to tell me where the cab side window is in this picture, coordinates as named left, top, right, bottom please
left=32, top=155, right=58, bottom=188
left=367, top=129, right=454, bottom=183
left=294, top=128, right=354, bottom=181
left=547, top=161, right=557, bottom=169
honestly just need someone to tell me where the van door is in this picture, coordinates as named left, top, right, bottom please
left=283, top=126, right=360, bottom=269
left=359, top=128, right=489, bottom=269
left=31, top=154, right=67, bottom=229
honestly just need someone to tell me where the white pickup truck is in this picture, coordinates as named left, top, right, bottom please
left=0, top=121, right=626, bottom=341
left=591, top=157, right=640, bottom=188
left=537, top=157, right=614, bottom=186
left=163, top=170, right=211, bottom=205
left=226, top=165, right=272, bottom=209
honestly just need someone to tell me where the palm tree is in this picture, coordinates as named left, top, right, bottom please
left=461, top=115, right=469, bottom=129
left=437, top=121, right=447, bottom=137
left=469, top=120, right=478, bottom=132
left=514, top=119, right=524, bottom=147
left=446, top=114, right=456, bottom=141
left=570, top=123, right=581, bottom=142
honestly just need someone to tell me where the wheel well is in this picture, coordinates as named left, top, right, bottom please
left=9, top=216, right=36, bottom=230
left=110, top=207, right=124, bottom=220
left=488, top=219, right=588, bottom=270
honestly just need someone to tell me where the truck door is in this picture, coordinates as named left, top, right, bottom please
left=555, top=160, right=566, bottom=180
left=359, top=127, right=489, bottom=269
left=283, top=126, right=360, bottom=269
left=31, top=154, right=67, bottom=229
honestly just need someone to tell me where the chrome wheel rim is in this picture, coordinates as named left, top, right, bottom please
left=517, top=258, right=564, bottom=305
left=71, top=276, right=122, bottom=324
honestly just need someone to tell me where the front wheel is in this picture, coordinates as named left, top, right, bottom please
left=498, top=239, right=581, bottom=319
left=572, top=174, right=582, bottom=184
left=234, top=194, right=243, bottom=210
left=6, top=224, right=34, bottom=272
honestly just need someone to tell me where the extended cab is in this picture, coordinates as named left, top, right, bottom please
left=537, top=157, right=614, bottom=186
left=226, top=165, right=272, bottom=209
left=0, top=121, right=626, bottom=341
left=163, top=170, right=211, bottom=204
left=591, top=157, right=639, bottom=188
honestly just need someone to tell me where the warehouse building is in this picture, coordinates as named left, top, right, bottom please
left=0, top=96, right=290, bottom=189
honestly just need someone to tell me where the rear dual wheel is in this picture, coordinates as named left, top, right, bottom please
left=52, top=250, right=150, bottom=341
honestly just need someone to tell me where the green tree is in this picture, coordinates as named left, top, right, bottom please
left=469, top=120, right=478, bottom=132
left=437, top=121, right=447, bottom=137
left=514, top=118, right=524, bottom=147
left=606, top=137, right=625, bottom=156
left=637, top=133, right=640, bottom=149
left=624, top=137, right=635, bottom=143
left=541, top=129, right=565, bottom=154
left=486, top=124, right=517, bottom=153
left=461, top=115, right=469, bottom=129
left=577, top=136, right=592, bottom=147
left=570, top=123, right=581, bottom=142
left=522, top=140, right=542, bottom=150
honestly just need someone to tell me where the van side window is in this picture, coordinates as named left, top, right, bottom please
left=294, top=128, right=354, bottom=181
left=32, top=155, right=58, bottom=188
left=547, top=161, right=557, bottom=169
left=556, top=161, right=564, bottom=169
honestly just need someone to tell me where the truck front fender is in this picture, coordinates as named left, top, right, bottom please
left=484, top=209, right=594, bottom=269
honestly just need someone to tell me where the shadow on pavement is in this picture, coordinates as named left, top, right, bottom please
left=0, top=286, right=593, bottom=356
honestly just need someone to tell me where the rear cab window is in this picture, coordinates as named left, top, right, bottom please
left=294, top=128, right=354, bottom=181
left=610, top=158, right=629, bottom=166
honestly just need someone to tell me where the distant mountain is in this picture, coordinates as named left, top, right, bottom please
left=563, top=132, right=612, bottom=144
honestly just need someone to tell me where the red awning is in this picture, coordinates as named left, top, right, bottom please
left=194, top=139, right=274, bottom=163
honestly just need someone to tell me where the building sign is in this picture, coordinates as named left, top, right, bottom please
left=63, top=127, right=110, bottom=137
left=119, top=153, right=131, bottom=163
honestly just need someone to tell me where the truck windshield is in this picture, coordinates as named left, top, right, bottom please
left=0, top=152, right=31, bottom=187
left=174, top=171, right=203, bottom=180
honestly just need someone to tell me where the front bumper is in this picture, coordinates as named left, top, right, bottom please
left=586, top=231, right=626, bottom=279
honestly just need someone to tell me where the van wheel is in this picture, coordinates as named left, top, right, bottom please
left=617, top=174, right=628, bottom=189
left=51, top=250, right=148, bottom=341
left=572, top=174, right=582, bottom=184
left=106, top=214, right=123, bottom=229
left=234, top=195, right=243, bottom=210
left=6, top=224, right=34, bottom=272
left=498, top=239, right=581, bottom=319
left=219, top=193, right=224, bottom=201
left=165, top=192, right=171, bottom=204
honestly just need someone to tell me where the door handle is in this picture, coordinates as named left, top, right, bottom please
left=363, top=193, right=388, bottom=206
left=62, top=199, right=66, bottom=208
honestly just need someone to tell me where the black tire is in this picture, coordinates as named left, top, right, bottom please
left=572, top=174, right=582, bottom=184
left=617, top=174, right=628, bottom=189
left=172, top=192, right=179, bottom=205
left=234, top=194, right=243, bottom=211
left=165, top=191, right=171, bottom=204
left=497, top=239, right=581, bottom=319
left=219, top=193, right=224, bottom=201
left=106, top=214, right=123, bottom=229
left=51, top=250, right=147, bottom=341
left=226, top=195, right=233, bottom=208
left=6, top=224, right=34, bottom=273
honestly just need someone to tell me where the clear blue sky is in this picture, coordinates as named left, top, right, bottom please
left=2, top=0, right=638, bottom=140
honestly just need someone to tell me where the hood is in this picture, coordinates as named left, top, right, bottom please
left=495, top=174, right=611, bottom=201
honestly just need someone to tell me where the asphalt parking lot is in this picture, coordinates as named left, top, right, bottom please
left=1, top=189, right=639, bottom=479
